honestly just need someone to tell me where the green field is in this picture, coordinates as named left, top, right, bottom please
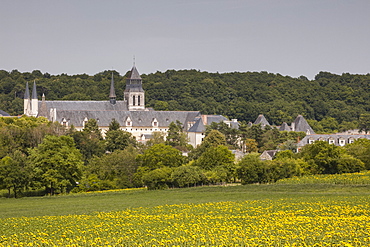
left=1, top=183, right=370, bottom=246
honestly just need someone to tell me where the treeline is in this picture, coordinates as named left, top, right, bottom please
left=1, top=69, right=370, bottom=132
left=1, top=117, right=369, bottom=198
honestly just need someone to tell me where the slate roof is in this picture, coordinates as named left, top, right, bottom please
left=40, top=100, right=129, bottom=112
left=32, top=81, right=37, bottom=99
left=188, top=117, right=206, bottom=133
left=298, top=134, right=370, bottom=147
left=24, top=82, right=30, bottom=99
left=41, top=100, right=201, bottom=129
left=293, top=115, right=315, bottom=134
left=109, top=73, right=116, bottom=98
left=129, top=66, right=142, bottom=79
left=0, top=110, right=10, bottom=116
left=254, top=114, right=270, bottom=126
left=279, top=122, right=291, bottom=131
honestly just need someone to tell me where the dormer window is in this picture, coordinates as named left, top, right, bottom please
left=152, top=118, right=158, bottom=127
left=62, top=118, right=68, bottom=127
left=126, top=116, right=132, bottom=127
left=308, top=139, right=314, bottom=144
left=328, top=138, right=335, bottom=145
left=349, top=138, right=354, bottom=144
left=83, top=117, right=88, bottom=127
left=339, top=138, right=345, bottom=146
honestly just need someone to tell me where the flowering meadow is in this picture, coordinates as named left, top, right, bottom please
left=277, top=171, right=370, bottom=185
left=1, top=195, right=369, bottom=246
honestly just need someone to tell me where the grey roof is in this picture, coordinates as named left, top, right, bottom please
left=129, top=66, right=142, bottom=79
left=0, top=110, right=10, bottom=116
left=109, top=73, right=116, bottom=98
left=40, top=100, right=128, bottom=111
left=203, top=115, right=228, bottom=125
left=38, top=94, right=47, bottom=118
left=188, top=117, right=206, bottom=133
left=294, top=115, right=315, bottom=134
left=42, top=100, right=201, bottom=128
left=254, top=114, right=270, bottom=126
left=32, top=81, right=37, bottom=99
left=24, top=82, right=30, bottom=99
left=279, top=122, right=291, bottom=131
left=298, top=134, right=370, bottom=147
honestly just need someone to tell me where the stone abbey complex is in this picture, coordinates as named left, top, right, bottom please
left=23, top=65, right=237, bottom=147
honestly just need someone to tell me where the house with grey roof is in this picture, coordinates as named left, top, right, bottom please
left=251, top=114, right=315, bottom=135
left=297, top=134, right=370, bottom=151
left=24, top=65, right=238, bottom=148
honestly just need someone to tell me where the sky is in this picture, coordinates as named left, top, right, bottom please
left=1, top=0, right=370, bottom=79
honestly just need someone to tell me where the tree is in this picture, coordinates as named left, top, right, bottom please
left=299, top=141, right=365, bottom=174
left=0, top=151, right=30, bottom=198
left=358, top=113, right=370, bottom=134
left=80, top=145, right=140, bottom=191
left=28, top=135, right=84, bottom=195
left=166, top=121, right=188, bottom=150
left=236, top=153, right=266, bottom=184
left=345, top=139, right=370, bottom=170
left=195, top=145, right=235, bottom=182
left=205, top=121, right=240, bottom=149
left=142, top=167, right=173, bottom=190
left=105, top=129, right=135, bottom=152
left=189, top=129, right=226, bottom=160
left=83, top=119, right=102, bottom=139
left=139, top=143, right=184, bottom=170
left=171, top=165, right=203, bottom=188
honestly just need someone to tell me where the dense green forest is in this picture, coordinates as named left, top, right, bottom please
left=1, top=69, right=370, bottom=130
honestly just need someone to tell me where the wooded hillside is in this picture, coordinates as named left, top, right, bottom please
left=1, top=69, right=369, bottom=126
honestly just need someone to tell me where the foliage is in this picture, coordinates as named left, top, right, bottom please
left=165, top=121, right=189, bottom=151
left=299, top=141, right=365, bottom=174
left=80, top=146, right=140, bottom=191
left=0, top=151, right=30, bottom=198
left=28, top=135, right=84, bottom=195
left=142, top=167, right=173, bottom=190
left=139, top=143, right=184, bottom=170
left=171, top=165, right=203, bottom=188
left=358, top=113, right=370, bottom=134
left=345, top=138, right=370, bottom=170
left=195, top=145, right=235, bottom=182
left=205, top=121, right=240, bottom=149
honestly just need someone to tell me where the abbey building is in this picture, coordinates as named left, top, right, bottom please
left=24, top=66, right=236, bottom=147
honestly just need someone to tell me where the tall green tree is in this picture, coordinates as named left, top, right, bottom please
left=28, top=135, right=83, bottom=195
left=0, top=151, right=30, bottom=198
left=165, top=121, right=188, bottom=150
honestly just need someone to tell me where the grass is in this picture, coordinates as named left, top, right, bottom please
left=1, top=183, right=370, bottom=218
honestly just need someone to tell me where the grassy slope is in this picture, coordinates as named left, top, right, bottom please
left=1, top=184, right=369, bottom=218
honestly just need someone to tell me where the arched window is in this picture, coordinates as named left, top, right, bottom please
left=138, top=95, right=141, bottom=106
left=133, top=95, right=136, bottom=106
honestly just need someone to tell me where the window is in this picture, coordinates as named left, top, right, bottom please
left=339, top=139, right=345, bottom=146
left=328, top=138, right=335, bottom=145
left=138, top=95, right=141, bottom=106
left=133, top=95, right=136, bottom=106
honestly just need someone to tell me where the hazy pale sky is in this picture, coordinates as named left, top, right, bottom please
left=1, top=0, right=369, bottom=78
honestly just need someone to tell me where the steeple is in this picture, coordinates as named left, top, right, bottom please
left=124, top=65, right=145, bottom=111
left=24, top=82, right=30, bottom=99
left=31, top=81, right=38, bottom=117
left=109, top=72, right=116, bottom=104
left=32, top=81, right=37, bottom=99
left=24, top=82, right=30, bottom=115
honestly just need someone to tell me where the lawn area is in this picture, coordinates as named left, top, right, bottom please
left=0, top=183, right=368, bottom=218
left=1, top=184, right=370, bottom=246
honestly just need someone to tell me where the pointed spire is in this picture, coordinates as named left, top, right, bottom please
left=24, top=82, right=30, bottom=99
left=39, top=93, right=47, bottom=118
left=129, top=65, right=142, bottom=80
left=109, top=72, right=116, bottom=104
left=32, top=81, right=37, bottom=99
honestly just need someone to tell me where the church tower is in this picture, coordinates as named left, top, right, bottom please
left=124, top=65, right=145, bottom=111
left=31, top=81, right=38, bottom=117
left=24, top=82, right=31, bottom=115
